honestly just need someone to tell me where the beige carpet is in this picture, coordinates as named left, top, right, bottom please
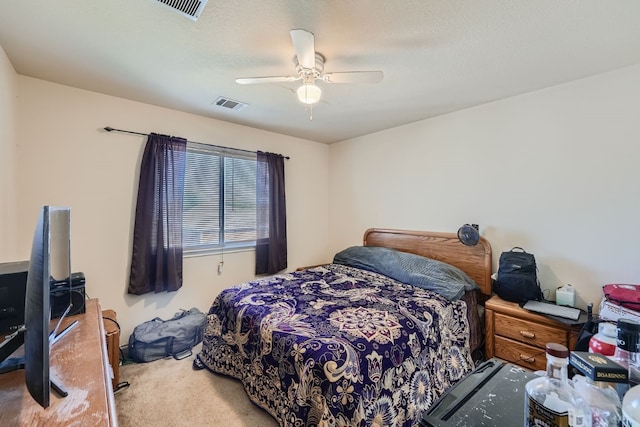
left=114, top=345, right=279, bottom=427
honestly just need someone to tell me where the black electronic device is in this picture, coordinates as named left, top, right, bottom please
left=51, top=282, right=86, bottom=319
left=522, top=299, right=581, bottom=321
left=50, top=272, right=86, bottom=319
left=50, top=271, right=85, bottom=289
left=0, top=206, right=75, bottom=408
left=0, top=261, right=29, bottom=335
left=457, top=224, right=480, bottom=246
left=173, top=349, right=192, bottom=360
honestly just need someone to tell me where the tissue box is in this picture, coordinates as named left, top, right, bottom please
left=599, top=299, right=640, bottom=323
left=556, top=284, right=575, bottom=307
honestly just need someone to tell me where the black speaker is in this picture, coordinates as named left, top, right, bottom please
left=50, top=283, right=86, bottom=319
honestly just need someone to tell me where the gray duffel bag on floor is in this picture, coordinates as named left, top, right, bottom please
left=128, top=307, right=206, bottom=363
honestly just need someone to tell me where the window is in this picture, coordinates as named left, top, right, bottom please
left=182, top=143, right=257, bottom=255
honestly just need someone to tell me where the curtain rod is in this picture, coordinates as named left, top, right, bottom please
left=103, top=126, right=289, bottom=159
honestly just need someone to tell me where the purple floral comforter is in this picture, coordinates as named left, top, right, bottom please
left=197, top=264, right=474, bottom=427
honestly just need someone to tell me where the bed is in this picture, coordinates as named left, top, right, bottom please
left=196, top=228, right=492, bottom=427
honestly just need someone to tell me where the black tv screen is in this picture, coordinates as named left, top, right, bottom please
left=24, top=205, right=72, bottom=408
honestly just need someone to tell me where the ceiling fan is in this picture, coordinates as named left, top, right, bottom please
left=236, top=29, right=384, bottom=106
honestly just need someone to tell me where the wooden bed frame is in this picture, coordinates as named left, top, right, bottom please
left=363, top=228, right=493, bottom=298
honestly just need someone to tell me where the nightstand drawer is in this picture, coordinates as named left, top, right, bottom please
left=494, top=312, right=568, bottom=347
left=495, top=336, right=547, bottom=371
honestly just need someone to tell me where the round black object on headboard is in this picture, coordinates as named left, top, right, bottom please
left=457, top=224, right=480, bottom=246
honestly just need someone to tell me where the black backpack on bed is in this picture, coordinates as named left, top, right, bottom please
left=493, top=247, right=542, bottom=303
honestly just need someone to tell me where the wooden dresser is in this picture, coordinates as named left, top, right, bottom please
left=485, top=295, right=581, bottom=371
left=0, top=299, right=117, bottom=426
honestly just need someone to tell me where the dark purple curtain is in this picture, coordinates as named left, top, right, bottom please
left=128, top=133, right=187, bottom=295
left=255, top=151, right=287, bottom=275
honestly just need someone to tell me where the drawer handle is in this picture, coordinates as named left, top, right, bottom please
left=520, top=330, right=535, bottom=339
left=520, top=354, right=535, bottom=363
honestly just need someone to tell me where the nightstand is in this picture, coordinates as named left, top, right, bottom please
left=484, top=295, right=581, bottom=371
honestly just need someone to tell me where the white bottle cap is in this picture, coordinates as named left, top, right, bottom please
left=599, top=322, right=617, bottom=338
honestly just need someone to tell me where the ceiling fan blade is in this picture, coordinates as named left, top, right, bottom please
left=290, top=29, right=316, bottom=69
left=322, top=71, right=384, bottom=84
left=236, top=76, right=298, bottom=85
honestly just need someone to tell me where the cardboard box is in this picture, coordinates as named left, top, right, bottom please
left=599, top=299, right=640, bottom=323
left=569, top=351, right=628, bottom=383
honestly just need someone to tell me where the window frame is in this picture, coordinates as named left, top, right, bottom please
left=182, top=143, right=258, bottom=257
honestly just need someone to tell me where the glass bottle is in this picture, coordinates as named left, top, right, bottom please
left=622, top=384, right=640, bottom=426
left=572, top=374, right=621, bottom=427
left=611, top=319, right=640, bottom=399
left=622, top=319, right=640, bottom=387
left=525, top=342, right=591, bottom=427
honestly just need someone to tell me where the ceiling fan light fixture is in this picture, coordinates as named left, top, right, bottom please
left=296, top=83, right=321, bottom=104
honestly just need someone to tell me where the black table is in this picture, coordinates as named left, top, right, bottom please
left=420, top=358, right=536, bottom=427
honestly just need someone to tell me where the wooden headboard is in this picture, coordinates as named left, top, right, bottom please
left=363, top=228, right=493, bottom=297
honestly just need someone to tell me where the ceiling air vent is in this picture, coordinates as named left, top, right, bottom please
left=154, top=0, right=208, bottom=21
left=213, top=97, right=248, bottom=111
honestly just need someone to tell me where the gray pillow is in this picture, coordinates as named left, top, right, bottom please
left=333, top=246, right=479, bottom=300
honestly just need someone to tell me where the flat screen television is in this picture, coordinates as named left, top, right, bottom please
left=0, top=205, right=74, bottom=408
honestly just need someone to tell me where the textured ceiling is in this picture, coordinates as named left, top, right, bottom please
left=1, top=1, right=639, bottom=144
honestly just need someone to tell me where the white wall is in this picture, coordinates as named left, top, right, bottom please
left=329, top=64, right=640, bottom=311
left=8, top=60, right=640, bottom=344
left=15, top=77, right=331, bottom=345
left=0, top=45, right=18, bottom=260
